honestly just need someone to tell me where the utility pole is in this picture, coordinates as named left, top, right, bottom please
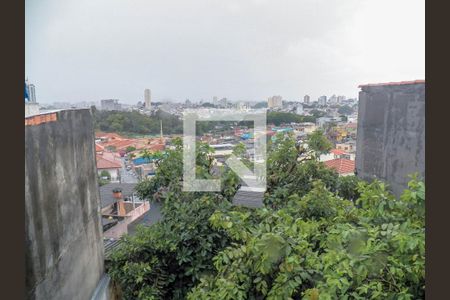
left=160, top=120, right=163, bottom=143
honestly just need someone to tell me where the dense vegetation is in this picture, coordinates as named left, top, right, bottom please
left=107, top=136, right=424, bottom=300
left=93, top=107, right=319, bottom=136
left=253, top=102, right=268, bottom=109
left=92, top=109, right=183, bottom=135
left=337, top=105, right=355, bottom=116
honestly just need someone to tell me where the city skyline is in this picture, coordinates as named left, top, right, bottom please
left=26, top=0, right=424, bottom=104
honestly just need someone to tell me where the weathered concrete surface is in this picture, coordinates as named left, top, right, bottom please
left=25, top=102, right=40, bottom=117
left=25, top=109, right=104, bottom=300
left=356, top=83, right=425, bottom=197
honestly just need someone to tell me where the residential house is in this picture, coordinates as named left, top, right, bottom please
left=99, top=183, right=151, bottom=239
left=96, top=155, right=122, bottom=182
left=336, top=142, right=355, bottom=152
left=324, top=158, right=355, bottom=176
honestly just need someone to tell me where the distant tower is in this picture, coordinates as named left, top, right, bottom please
left=318, top=95, right=327, bottom=106
left=24, top=81, right=30, bottom=102
left=160, top=120, right=163, bottom=143
left=267, top=95, right=282, bottom=108
left=144, top=89, right=151, bottom=109
left=29, top=84, right=37, bottom=103
left=24, top=79, right=37, bottom=103
left=303, top=95, right=310, bottom=104
left=24, top=79, right=40, bottom=117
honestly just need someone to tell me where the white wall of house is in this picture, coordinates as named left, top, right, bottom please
left=339, top=171, right=355, bottom=177
left=319, top=153, right=335, bottom=162
left=98, top=168, right=120, bottom=182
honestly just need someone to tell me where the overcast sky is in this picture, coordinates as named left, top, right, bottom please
left=26, top=0, right=424, bottom=104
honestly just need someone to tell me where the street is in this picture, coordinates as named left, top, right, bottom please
left=120, top=158, right=138, bottom=183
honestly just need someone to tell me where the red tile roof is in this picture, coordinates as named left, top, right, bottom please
left=144, top=144, right=165, bottom=152
left=358, top=80, right=425, bottom=88
left=345, top=122, right=357, bottom=129
left=324, top=158, right=355, bottom=175
left=330, top=149, right=346, bottom=155
left=95, top=143, right=105, bottom=152
left=96, top=155, right=122, bottom=169
left=103, top=139, right=136, bottom=150
left=95, top=132, right=123, bottom=140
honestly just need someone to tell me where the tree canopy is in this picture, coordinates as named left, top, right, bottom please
left=93, top=110, right=183, bottom=135
left=338, top=105, right=354, bottom=116
left=306, top=129, right=333, bottom=157
left=107, top=136, right=425, bottom=300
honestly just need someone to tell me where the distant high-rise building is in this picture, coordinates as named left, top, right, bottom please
left=237, top=102, right=249, bottom=110
left=218, top=98, right=228, bottom=108
left=318, top=95, right=327, bottom=106
left=268, top=95, right=283, bottom=108
left=329, top=94, right=338, bottom=104
left=303, top=95, right=310, bottom=104
left=24, top=79, right=39, bottom=117
left=29, top=84, right=37, bottom=103
left=101, top=99, right=121, bottom=111
left=337, top=95, right=346, bottom=103
left=213, top=96, right=218, bottom=106
left=144, top=89, right=151, bottom=109
left=25, top=79, right=37, bottom=103
left=295, top=103, right=304, bottom=115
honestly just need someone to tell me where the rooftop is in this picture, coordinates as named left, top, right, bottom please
left=95, top=143, right=105, bottom=152
left=99, top=182, right=138, bottom=208
left=324, top=158, right=355, bottom=175
left=330, top=149, right=347, bottom=155
left=96, top=155, right=122, bottom=169
left=358, top=79, right=425, bottom=88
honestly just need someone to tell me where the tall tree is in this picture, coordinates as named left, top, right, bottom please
left=306, top=129, right=333, bottom=158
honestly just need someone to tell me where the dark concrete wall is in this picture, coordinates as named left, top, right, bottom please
left=356, top=83, right=425, bottom=197
left=25, top=109, right=104, bottom=300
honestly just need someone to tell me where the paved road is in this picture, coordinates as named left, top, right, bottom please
left=120, top=158, right=138, bottom=183
left=118, top=157, right=163, bottom=235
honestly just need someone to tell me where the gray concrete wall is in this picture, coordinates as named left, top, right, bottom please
left=25, top=109, right=104, bottom=300
left=356, top=83, right=425, bottom=197
left=25, top=102, right=40, bottom=117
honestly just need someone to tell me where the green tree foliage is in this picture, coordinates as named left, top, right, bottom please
left=100, top=170, right=111, bottom=179
left=201, top=102, right=217, bottom=108
left=188, top=178, right=425, bottom=300
left=109, top=139, right=241, bottom=299
left=310, top=109, right=327, bottom=118
left=108, top=136, right=425, bottom=300
left=108, top=194, right=233, bottom=299
left=253, top=101, right=268, bottom=109
left=265, top=134, right=338, bottom=209
left=338, top=105, right=354, bottom=116
left=306, top=129, right=333, bottom=158
left=337, top=175, right=363, bottom=202
left=126, top=146, right=136, bottom=153
left=93, top=110, right=182, bottom=135
left=98, top=170, right=111, bottom=186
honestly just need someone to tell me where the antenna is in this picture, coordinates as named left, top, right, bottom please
left=160, top=120, right=163, bottom=142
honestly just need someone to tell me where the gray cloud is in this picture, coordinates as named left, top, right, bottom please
left=26, top=0, right=424, bottom=104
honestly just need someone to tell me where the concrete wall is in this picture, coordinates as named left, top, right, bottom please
left=356, top=83, right=425, bottom=197
left=25, top=109, right=104, bottom=300
left=25, top=102, right=40, bottom=117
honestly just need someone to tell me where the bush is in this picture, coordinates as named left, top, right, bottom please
left=107, top=137, right=425, bottom=300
